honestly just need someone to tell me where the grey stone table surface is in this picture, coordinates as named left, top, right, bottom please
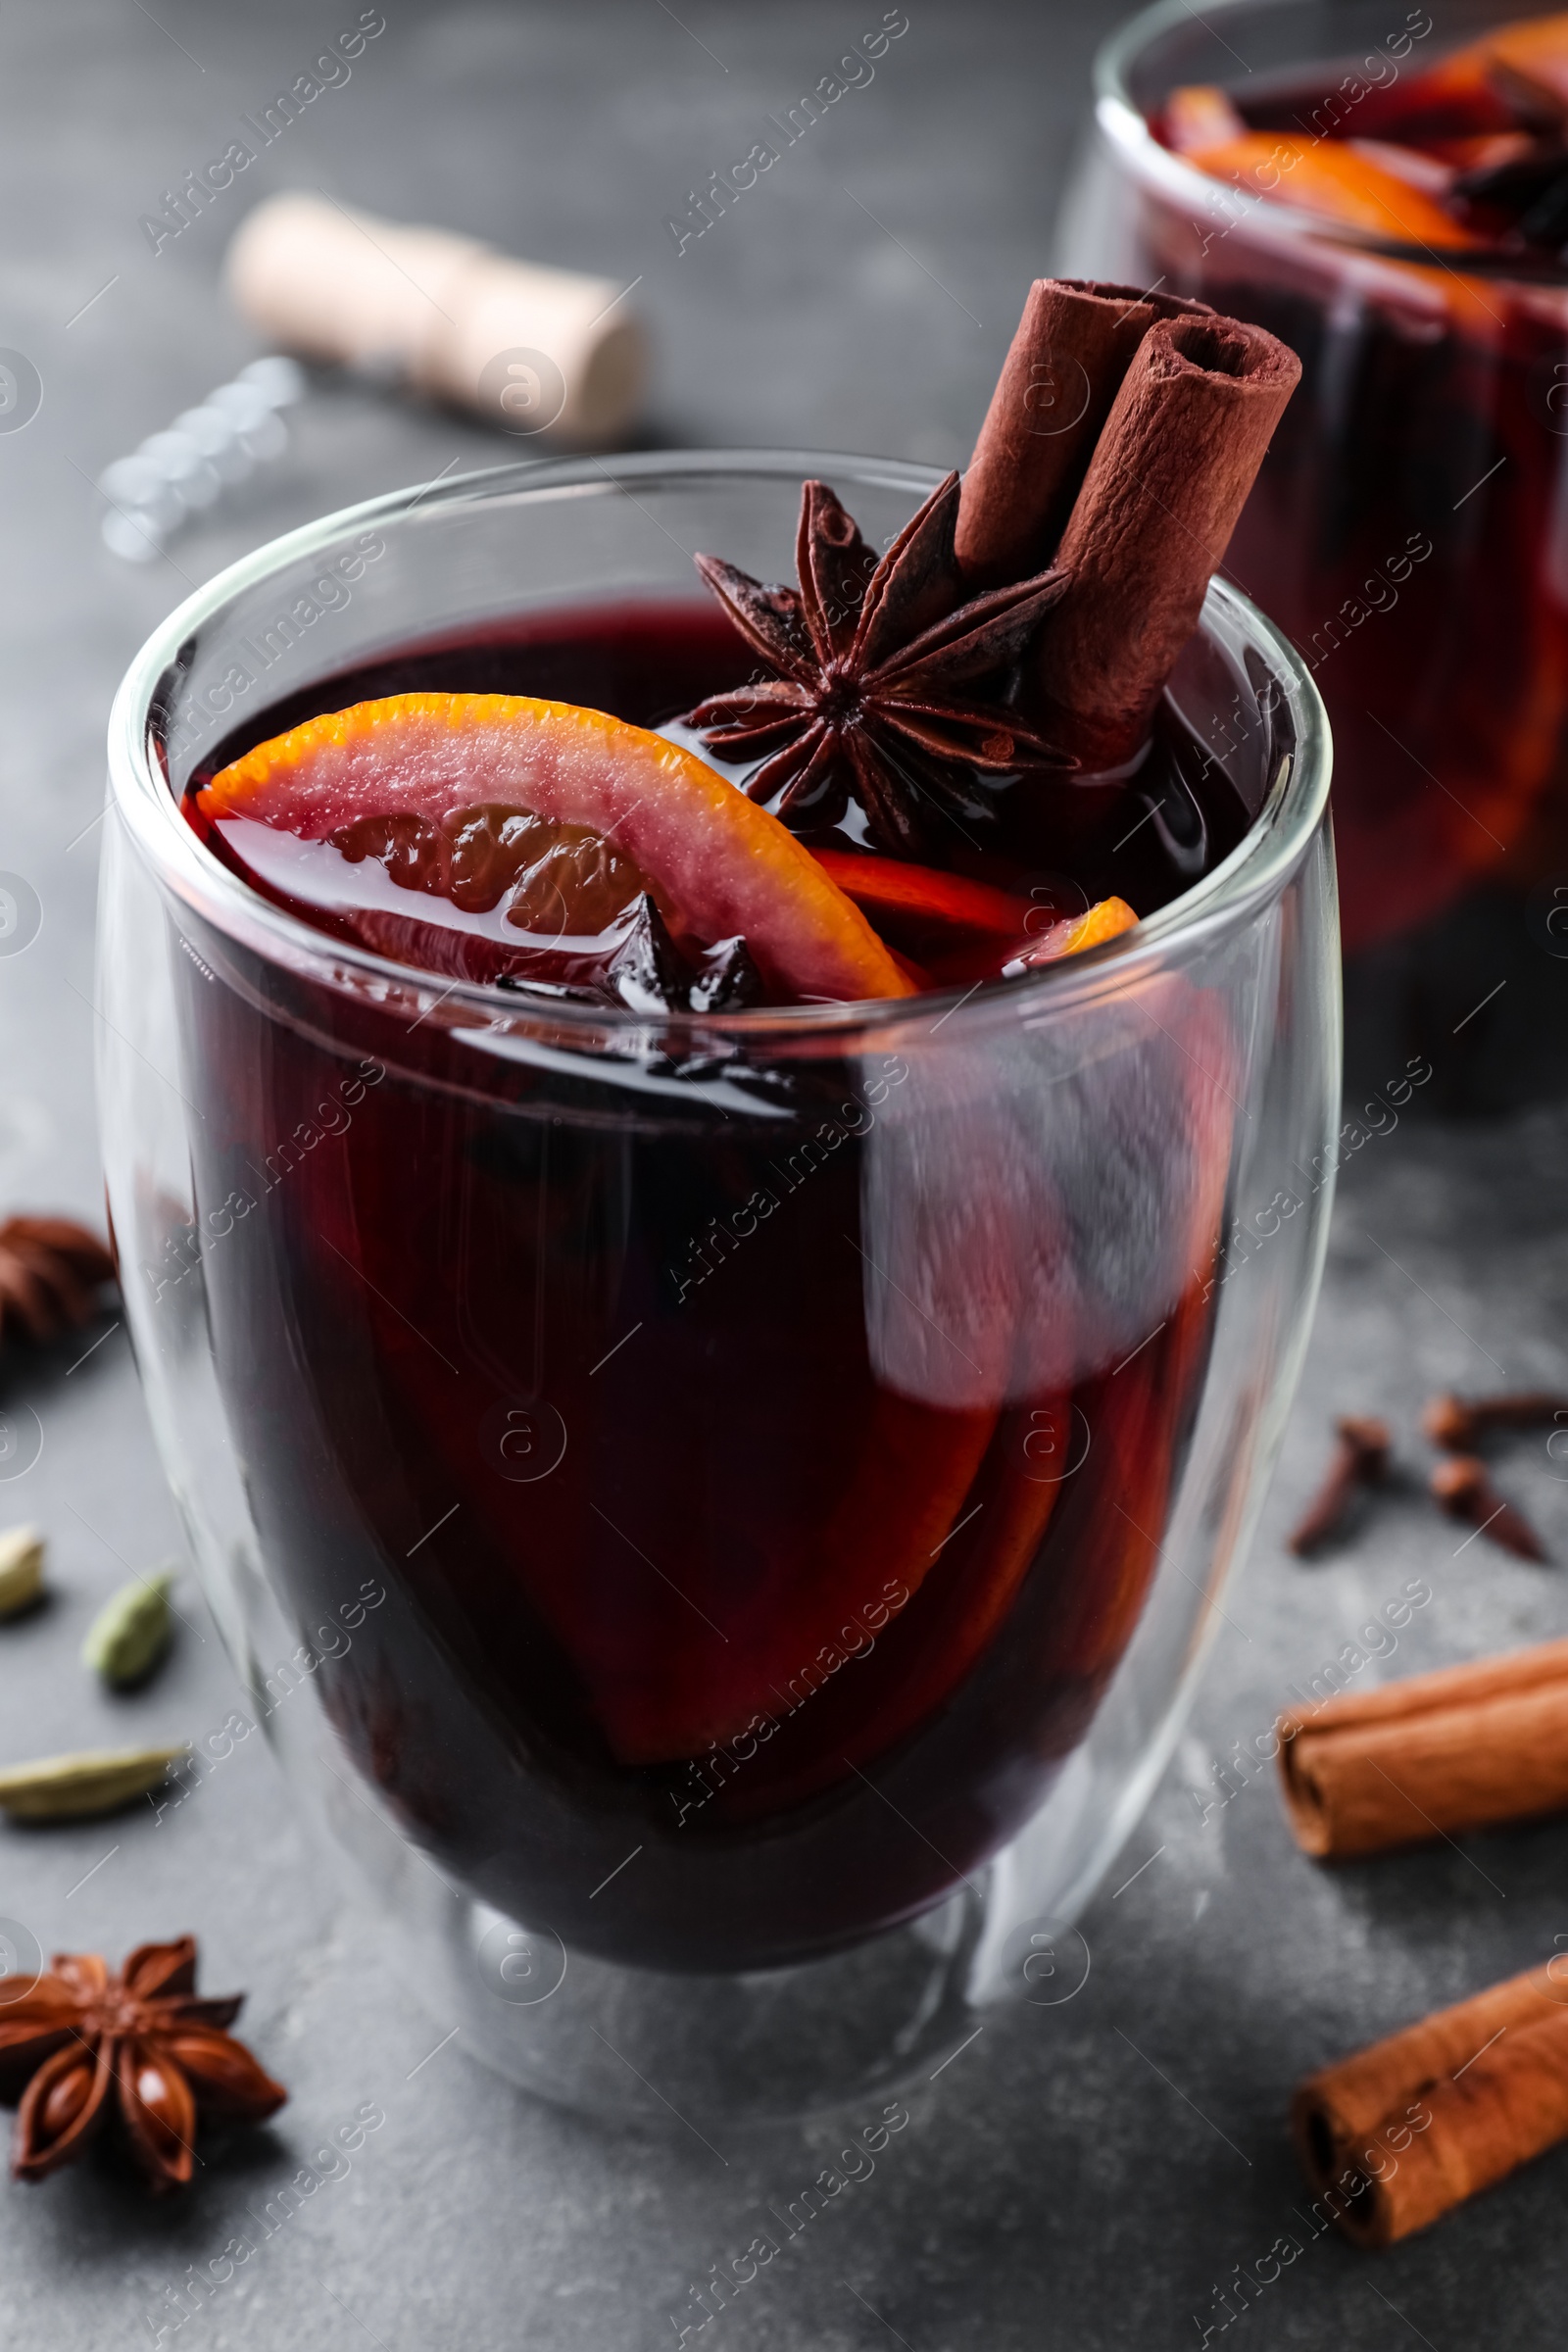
left=2, top=2, right=1567, bottom=2345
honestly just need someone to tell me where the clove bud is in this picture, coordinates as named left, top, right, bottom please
left=1289, top=1416, right=1392, bottom=1555
left=1423, top=1391, right=1568, bottom=1452
left=1430, top=1456, right=1546, bottom=1561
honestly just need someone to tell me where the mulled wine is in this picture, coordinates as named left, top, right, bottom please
left=1116, top=7, right=1568, bottom=956
left=172, top=595, right=1248, bottom=1971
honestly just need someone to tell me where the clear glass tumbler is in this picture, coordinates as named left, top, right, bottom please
left=99, top=452, right=1338, bottom=2123
left=1059, top=0, right=1568, bottom=971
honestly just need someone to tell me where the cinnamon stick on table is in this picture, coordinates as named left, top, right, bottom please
left=1278, top=1636, right=1568, bottom=1858
left=1029, top=314, right=1300, bottom=772
left=1296, top=1960, right=1568, bottom=2246
left=954, top=278, right=1211, bottom=591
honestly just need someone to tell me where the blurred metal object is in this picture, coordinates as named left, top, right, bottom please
left=97, top=356, right=306, bottom=563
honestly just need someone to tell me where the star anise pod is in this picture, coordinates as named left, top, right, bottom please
left=0, top=1215, right=117, bottom=1347
left=0, top=1936, right=286, bottom=2191
left=682, top=471, right=1074, bottom=855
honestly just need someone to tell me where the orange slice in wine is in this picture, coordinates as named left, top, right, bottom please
left=1466, top=10, right=1568, bottom=115
left=200, top=693, right=913, bottom=1005
left=1161, top=83, right=1247, bottom=155
left=1009, top=895, right=1139, bottom=968
left=810, top=848, right=1032, bottom=941
left=1188, top=133, right=1480, bottom=247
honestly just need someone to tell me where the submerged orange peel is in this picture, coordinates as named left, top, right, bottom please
left=809, top=848, right=1033, bottom=939
left=1020, top=896, right=1139, bottom=964
left=202, top=692, right=914, bottom=1005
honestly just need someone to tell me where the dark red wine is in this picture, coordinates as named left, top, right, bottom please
left=172, top=600, right=1239, bottom=1970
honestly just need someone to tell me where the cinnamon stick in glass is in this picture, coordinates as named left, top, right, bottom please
left=955, top=278, right=1211, bottom=590
left=1029, top=314, right=1301, bottom=773
left=1278, top=1636, right=1568, bottom=1858
left=1295, top=1959, right=1568, bottom=2245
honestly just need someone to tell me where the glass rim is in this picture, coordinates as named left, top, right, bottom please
left=107, top=446, right=1333, bottom=1044
left=1095, top=0, right=1568, bottom=285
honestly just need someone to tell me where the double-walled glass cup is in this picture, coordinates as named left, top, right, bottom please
left=1060, top=0, right=1568, bottom=1082
left=100, top=453, right=1338, bottom=2122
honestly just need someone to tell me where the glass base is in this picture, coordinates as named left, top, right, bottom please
left=253, top=1357, right=1294, bottom=2128
left=429, top=1881, right=984, bottom=2126
left=310, top=1740, right=1132, bottom=2125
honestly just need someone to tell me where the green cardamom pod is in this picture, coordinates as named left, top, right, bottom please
left=0, top=1525, right=44, bottom=1620
left=81, top=1567, right=176, bottom=1687
left=0, top=1743, right=188, bottom=1821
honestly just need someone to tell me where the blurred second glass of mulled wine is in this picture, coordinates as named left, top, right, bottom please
left=1061, top=0, right=1568, bottom=1106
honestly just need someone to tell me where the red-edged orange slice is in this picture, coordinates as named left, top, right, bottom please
left=1161, top=82, right=1247, bottom=155
left=810, top=851, right=1135, bottom=986
left=200, top=693, right=913, bottom=1006
left=1189, top=133, right=1480, bottom=246
left=1011, top=896, right=1139, bottom=967
left=1451, top=10, right=1568, bottom=116
left=810, top=849, right=1032, bottom=942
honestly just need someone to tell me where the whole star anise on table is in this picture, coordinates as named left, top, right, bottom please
left=682, top=470, right=1074, bottom=856
left=0, top=1216, right=117, bottom=1348
left=0, top=1936, right=286, bottom=2190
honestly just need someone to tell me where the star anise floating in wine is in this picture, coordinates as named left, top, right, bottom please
left=0, top=1216, right=117, bottom=1348
left=0, top=1936, right=286, bottom=2191
left=682, top=471, right=1074, bottom=856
